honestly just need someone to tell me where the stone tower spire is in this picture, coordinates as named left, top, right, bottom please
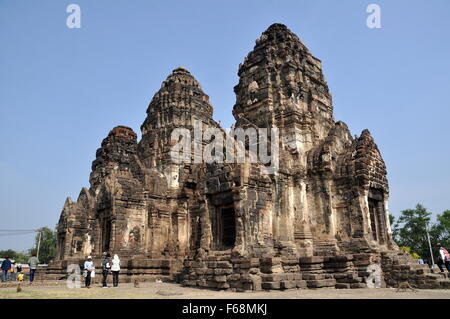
left=89, top=126, right=139, bottom=188
left=141, top=67, right=213, bottom=134
left=138, top=67, right=219, bottom=185
left=233, top=23, right=335, bottom=160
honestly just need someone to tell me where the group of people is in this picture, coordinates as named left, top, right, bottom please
left=0, top=253, right=40, bottom=283
left=83, top=252, right=120, bottom=288
left=3, top=245, right=449, bottom=289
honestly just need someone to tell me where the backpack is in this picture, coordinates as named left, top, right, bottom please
left=442, top=248, right=450, bottom=262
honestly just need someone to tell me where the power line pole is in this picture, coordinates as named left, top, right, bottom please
left=426, top=223, right=434, bottom=266
left=36, top=230, right=42, bottom=259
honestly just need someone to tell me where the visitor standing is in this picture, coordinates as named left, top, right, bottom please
left=27, top=253, right=39, bottom=283
left=1, top=257, right=11, bottom=282
left=9, top=261, right=16, bottom=281
left=111, top=254, right=120, bottom=287
left=101, top=252, right=111, bottom=288
left=436, top=243, right=450, bottom=273
left=84, top=256, right=95, bottom=288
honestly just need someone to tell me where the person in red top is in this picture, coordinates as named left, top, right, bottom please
left=436, top=243, right=450, bottom=273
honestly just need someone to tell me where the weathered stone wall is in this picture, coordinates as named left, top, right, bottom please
left=51, top=23, right=449, bottom=290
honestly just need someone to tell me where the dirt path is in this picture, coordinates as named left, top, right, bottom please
left=1, top=282, right=449, bottom=299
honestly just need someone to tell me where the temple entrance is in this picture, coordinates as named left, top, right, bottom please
left=218, top=207, right=236, bottom=249
left=101, top=219, right=111, bottom=253
left=368, top=188, right=386, bottom=243
left=58, top=234, right=65, bottom=260
left=368, top=199, right=379, bottom=241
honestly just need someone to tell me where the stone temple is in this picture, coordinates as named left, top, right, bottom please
left=48, top=24, right=450, bottom=290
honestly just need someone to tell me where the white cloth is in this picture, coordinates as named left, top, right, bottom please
left=111, top=255, right=120, bottom=271
left=84, top=260, right=94, bottom=271
left=439, top=247, right=450, bottom=262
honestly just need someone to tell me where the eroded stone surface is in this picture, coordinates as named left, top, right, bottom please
left=49, top=23, right=449, bottom=290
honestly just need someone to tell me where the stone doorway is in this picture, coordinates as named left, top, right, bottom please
left=368, top=199, right=379, bottom=241
left=217, top=207, right=236, bottom=249
left=368, top=188, right=386, bottom=244
left=101, top=219, right=111, bottom=253
left=57, top=234, right=65, bottom=260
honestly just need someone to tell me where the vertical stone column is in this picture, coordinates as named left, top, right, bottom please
left=199, top=200, right=212, bottom=251
left=294, top=181, right=313, bottom=256
left=376, top=200, right=387, bottom=244
left=110, top=219, right=117, bottom=252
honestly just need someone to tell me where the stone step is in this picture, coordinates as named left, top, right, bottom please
left=306, top=278, right=336, bottom=288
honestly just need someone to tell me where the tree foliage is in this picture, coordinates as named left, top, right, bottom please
left=430, top=210, right=450, bottom=249
left=393, top=204, right=450, bottom=261
left=0, top=249, right=29, bottom=263
left=29, top=227, right=56, bottom=264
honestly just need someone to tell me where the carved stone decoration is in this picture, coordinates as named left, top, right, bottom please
left=47, top=23, right=450, bottom=290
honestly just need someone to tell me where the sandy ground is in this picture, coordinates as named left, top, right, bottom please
left=0, top=281, right=449, bottom=299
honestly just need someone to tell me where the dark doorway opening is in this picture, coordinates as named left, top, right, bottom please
left=368, top=188, right=386, bottom=243
left=368, top=199, right=379, bottom=241
left=58, top=235, right=65, bottom=260
left=101, top=219, right=111, bottom=253
left=219, top=207, right=236, bottom=248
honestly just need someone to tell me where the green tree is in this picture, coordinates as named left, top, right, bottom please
left=394, top=204, right=432, bottom=259
left=30, top=227, right=56, bottom=264
left=0, top=249, right=29, bottom=263
left=389, top=214, right=395, bottom=226
left=430, top=210, right=450, bottom=249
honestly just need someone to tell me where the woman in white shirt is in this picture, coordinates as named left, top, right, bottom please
left=111, top=254, right=120, bottom=287
left=83, top=256, right=95, bottom=288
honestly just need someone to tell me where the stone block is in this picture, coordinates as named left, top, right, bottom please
left=261, top=281, right=281, bottom=290
left=217, top=261, right=232, bottom=268
left=350, top=283, right=366, bottom=289
left=299, top=256, right=324, bottom=264
left=260, top=257, right=282, bottom=266
left=195, top=268, right=208, bottom=275
left=280, top=280, right=297, bottom=289
left=214, top=275, right=227, bottom=283
left=214, top=268, right=232, bottom=275
left=295, top=280, right=308, bottom=289
left=261, top=273, right=287, bottom=282
left=302, top=273, right=325, bottom=280
left=261, top=264, right=284, bottom=274
left=216, top=282, right=230, bottom=289
left=335, top=283, right=350, bottom=289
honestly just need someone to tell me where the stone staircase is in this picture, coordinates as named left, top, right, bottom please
left=178, top=248, right=450, bottom=291
left=323, top=255, right=366, bottom=289
left=381, top=251, right=450, bottom=289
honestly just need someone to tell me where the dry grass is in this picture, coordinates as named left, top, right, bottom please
left=1, top=282, right=449, bottom=299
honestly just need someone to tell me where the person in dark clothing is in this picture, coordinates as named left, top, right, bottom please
left=1, top=257, right=12, bottom=282
left=101, top=252, right=111, bottom=288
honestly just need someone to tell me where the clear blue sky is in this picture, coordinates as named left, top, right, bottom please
left=1, top=0, right=449, bottom=251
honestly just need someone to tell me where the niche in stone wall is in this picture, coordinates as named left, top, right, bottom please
left=101, top=218, right=112, bottom=253
left=58, top=234, right=65, bottom=259
left=216, top=206, right=236, bottom=250
left=368, top=188, right=386, bottom=244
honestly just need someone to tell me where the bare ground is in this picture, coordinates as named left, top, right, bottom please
left=0, top=281, right=449, bottom=299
